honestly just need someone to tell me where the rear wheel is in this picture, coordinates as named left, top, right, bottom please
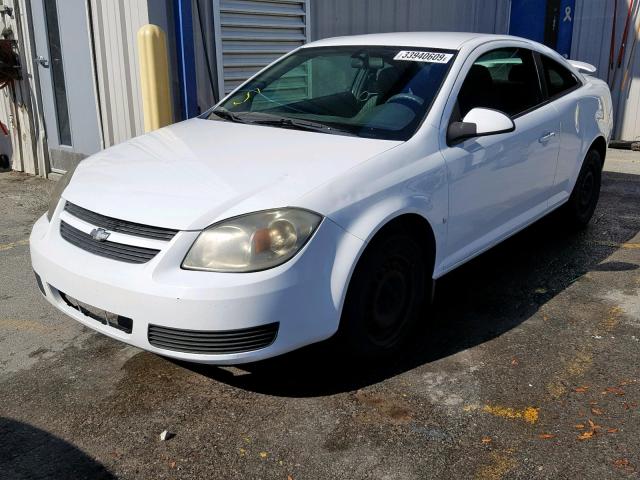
left=561, top=149, right=602, bottom=228
left=337, top=230, right=429, bottom=359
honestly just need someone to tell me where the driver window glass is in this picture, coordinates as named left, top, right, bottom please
left=456, top=47, right=543, bottom=119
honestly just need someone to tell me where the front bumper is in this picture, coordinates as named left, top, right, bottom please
left=30, top=210, right=363, bottom=364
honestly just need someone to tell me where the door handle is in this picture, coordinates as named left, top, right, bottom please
left=34, top=56, right=49, bottom=68
left=538, top=131, right=556, bottom=143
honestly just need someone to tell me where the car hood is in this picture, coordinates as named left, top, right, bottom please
left=62, top=118, right=401, bottom=230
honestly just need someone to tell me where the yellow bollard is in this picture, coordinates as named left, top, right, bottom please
left=137, top=24, right=173, bottom=132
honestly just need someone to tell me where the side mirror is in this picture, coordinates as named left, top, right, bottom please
left=447, top=108, right=515, bottom=144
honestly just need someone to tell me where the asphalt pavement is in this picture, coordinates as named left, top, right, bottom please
left=1, top=149, right=639, bottom=479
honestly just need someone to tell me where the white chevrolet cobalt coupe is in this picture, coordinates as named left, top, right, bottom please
left=31, top=33, right=612, bottom=364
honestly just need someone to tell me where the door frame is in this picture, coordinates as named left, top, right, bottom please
left=30, top=0, right=103, bottom=174
left=437, top=40, right=562, bottom=270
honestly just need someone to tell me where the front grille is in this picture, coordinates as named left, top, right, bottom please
left=60, top=221, right=160, bottom=264
left=148, top=323, right=279, bottom=354
left=64, top=202, right=178, bottom=241
left=59, top=290, right=133, bottom=333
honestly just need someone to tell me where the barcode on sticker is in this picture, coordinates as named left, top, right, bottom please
left=394, top=51, right=453, bottom=63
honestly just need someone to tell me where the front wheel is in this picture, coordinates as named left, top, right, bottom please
left=560, top=149, right=602, bottom=228
left=337, top=231, right=429, bottom=360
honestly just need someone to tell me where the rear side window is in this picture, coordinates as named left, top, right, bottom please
left=456, top=48, right=543, bottom=118
left=540, top=55, right=580, bottom=98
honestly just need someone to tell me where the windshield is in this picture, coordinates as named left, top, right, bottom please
left=210, top=46, right=456, bottom=140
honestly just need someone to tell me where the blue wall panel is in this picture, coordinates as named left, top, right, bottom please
left=509, top=0, right=546, bottom=43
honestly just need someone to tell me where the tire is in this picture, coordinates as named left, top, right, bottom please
left=561, top=149, right=602, bottom=228
left=337, top=230, right=430, bottom=360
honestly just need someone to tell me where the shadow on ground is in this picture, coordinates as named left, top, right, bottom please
left=0, top=417, right=114, bottom=480
left=175, top=171, right=640, bottom=397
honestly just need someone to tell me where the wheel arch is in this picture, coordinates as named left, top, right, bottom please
left=589, top=135, right=607, bottom=170
left=351, top=206, right=439, bottom=276
left=567, top=134, right=607, bottom=194
left=367, top=213, right=437, bottom=273
left=331, top=209, right=439, bottom=327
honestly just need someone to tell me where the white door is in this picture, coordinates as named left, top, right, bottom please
left=31, top=0, right=102, bottom=173
left=441, top=46, right=561, bottom=268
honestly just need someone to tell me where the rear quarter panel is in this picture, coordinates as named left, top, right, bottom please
left=549, top=77, right=613, bottom=207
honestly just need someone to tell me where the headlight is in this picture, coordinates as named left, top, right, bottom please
left=182, top=209, right=322, bottom=272
left=46, top=163, right=78, bottom=221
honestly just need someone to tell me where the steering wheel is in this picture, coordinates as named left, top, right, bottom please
left=387, top=93, right=424, bottom=112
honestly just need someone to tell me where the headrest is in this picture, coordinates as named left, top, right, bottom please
left=466, top=64, right=493, bottom=88
left=376, top=67, right=399, bottom=93
left=368, top=57, right=384, bottom=69
left=351, top=56, right=384, bottom=69
left=508, top=63, right=526, bottom=82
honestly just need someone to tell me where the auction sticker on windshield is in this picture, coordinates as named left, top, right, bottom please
left=394, top=51, right=454, bottom=63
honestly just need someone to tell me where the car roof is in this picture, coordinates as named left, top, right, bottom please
left=303, top=32, right=524, bottom=51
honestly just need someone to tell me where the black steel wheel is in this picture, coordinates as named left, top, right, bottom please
left=338, top=230, right=429, bottom=359
left=561, top=149, right=602, bottom=228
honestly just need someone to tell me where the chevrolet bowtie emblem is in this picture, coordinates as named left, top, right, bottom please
left=90, top=227, right=111, bottom=242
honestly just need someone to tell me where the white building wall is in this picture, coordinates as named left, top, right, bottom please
left=90, top=0, right=638, bottom=143
left=572, top=1, right=640, bottom=141
left=83, top=0, right=640, bottom=146
left=0, top=0, right=47, bottom=175
left=311, top=0, right=511, bottom=40
left=4, top=0, right=637, bottom=176
left=310, top=0, right=640, bottom=141
left=90, top=0, right=158, bottom=148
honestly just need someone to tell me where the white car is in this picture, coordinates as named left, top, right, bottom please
left=30, top=32, right=613, bottom=364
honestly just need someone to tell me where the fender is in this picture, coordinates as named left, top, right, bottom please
left=327, top=198, right=443, bottom=323
left=300, top=135, right=449, bottom=318
left=301, top=133, right=449, bottom=311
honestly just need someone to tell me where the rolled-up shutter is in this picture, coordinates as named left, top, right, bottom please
left=213, top=0, right=311, bottom=96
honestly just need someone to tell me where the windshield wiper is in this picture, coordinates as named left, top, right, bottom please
left=209, top=109, right=247, bottom=124
left=211, top=110, right=356, bottom=136
left=249, top=116, right=356, bottom=136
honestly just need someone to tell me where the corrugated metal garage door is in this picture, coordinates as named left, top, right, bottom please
left=213, top=0, right=311, bottom=96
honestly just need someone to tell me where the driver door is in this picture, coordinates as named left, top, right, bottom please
left=440, top=47, right=561, bottom=269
